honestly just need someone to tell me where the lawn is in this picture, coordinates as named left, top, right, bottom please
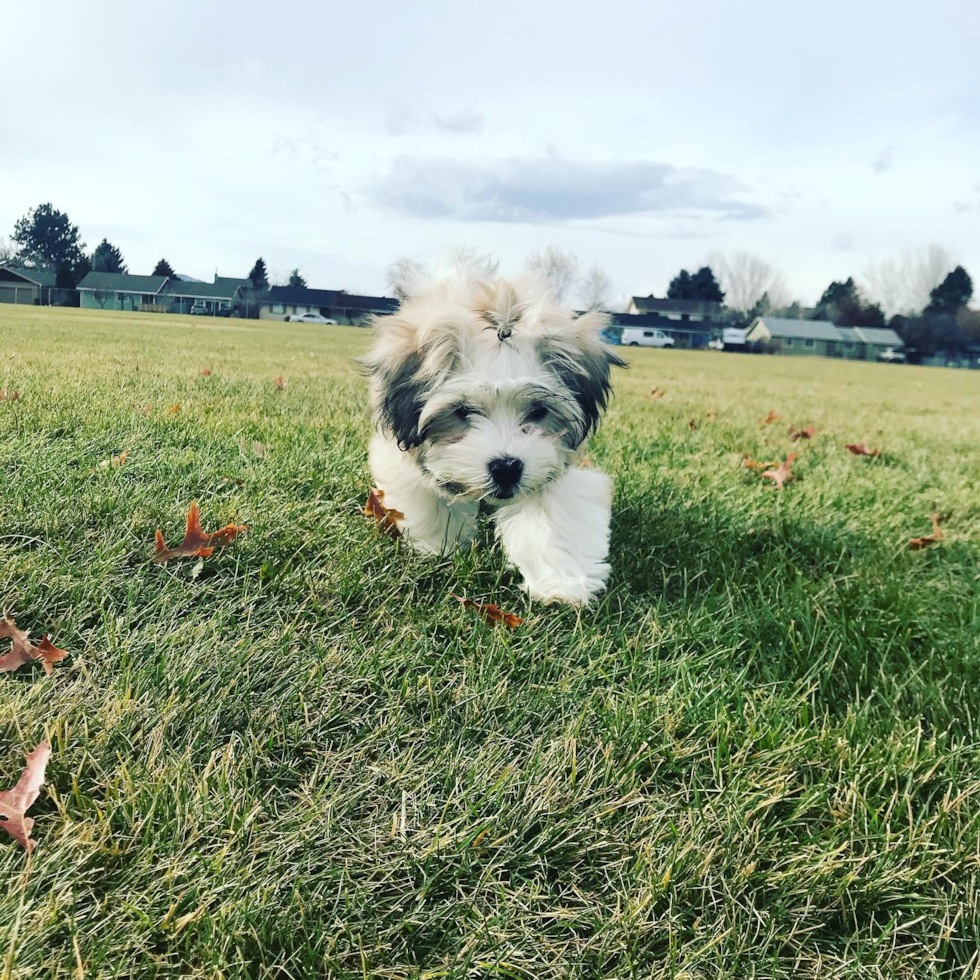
left=1, top=304, right=979, bottom=980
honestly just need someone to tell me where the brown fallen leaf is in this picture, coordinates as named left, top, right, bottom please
left=761, top=453, right=796, bottom=489
left=169, top=403, right=181, bottom=415
left=845, top=441, right=881, bottom=457
left=743, top=454, right=778, bottom=471
left=96, top=451, right=128, bottom=470
left=647, top=387, right=666, bottom=400
left=154, top=501, right=247, bottom=562
left=0, top=615, right=68, bottom=676
left=200, top=368, right=212, bottom=377
left=789, top=424, right=816, bottom=441
left=0, top=389, right=20, bottom=401
left=364, top=488, right=404, bottom=538
left=908, top=513, right=944, bottom=550
left=274, top=376, right=287, bottom=391
left=252, top=441, right=267, bottom=457
left=760, top=409, right=780, bottom=425
left=0, top=740, right=51, bottom=853
left=453, top=595, right=523, bottom=629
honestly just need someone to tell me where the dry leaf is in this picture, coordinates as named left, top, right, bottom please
left=845, top=441, right=881, bottom=457
left=688, top=418, right=698, bottom=430
left=96, top=451, right=128, bottom=470
left=761, top=453, right=796, bottom=489
left=647, top=387, right=666, bottom=400
left=743, top=454, right=778, bottom=471
left=453, top=595, right=523, bottom=629
left=0, top=389, right=19, bottom=401
left=274, top=376, right=287, bottom=391
left=252, top=441, right=267, bottom=457
left=364, top=488, right=404, bottom=538
left=154, top=501, right=247, bottom=562
left=0, top=615, right=68, bottom=675
left=169, top=404, right=181, bottom=415
left=200, top=368, right=212, bottom=377
left=760, top=409, right=780, bottom=425
left=908, top=513, right=944, bottom=550
left=788, top=425, right=816, bottom=441
left=0, top=740, right=51, bottom=853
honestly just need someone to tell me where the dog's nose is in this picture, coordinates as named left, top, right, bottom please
left=488, top=457, right=524, bottom=495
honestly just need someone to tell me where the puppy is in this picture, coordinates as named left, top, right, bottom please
left=365, top=256, right=623, bottom=605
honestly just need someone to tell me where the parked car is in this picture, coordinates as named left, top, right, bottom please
left=215, top=306, right=236, bottom=317
left=621, top=327, right=675, bottom=349
left=877, top=347, right=907, bottom=364
left=189, top=303, right=208, bottom=315
left=285, top=312, right=337, bottom=324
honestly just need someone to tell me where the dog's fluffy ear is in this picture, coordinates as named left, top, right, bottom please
left=539, top=309, right=625, bottom=446
left=365, top=313, right=459, bottom=451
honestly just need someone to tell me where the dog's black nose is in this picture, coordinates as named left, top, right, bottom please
left=488, top=457, right=524, bottom=495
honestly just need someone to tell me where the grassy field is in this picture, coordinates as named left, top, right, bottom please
left=1, top=304, right=979, bottom=980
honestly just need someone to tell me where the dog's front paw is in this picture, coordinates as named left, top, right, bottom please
left=521, top=565, right=610, bottom=606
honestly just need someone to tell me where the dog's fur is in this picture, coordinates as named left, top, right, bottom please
left=365, top=255, right=624, bottom=605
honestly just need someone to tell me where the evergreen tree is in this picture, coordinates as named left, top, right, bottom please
left=152, top=258, right=176, bottom=278
left=12, top=203, right=86, bottom=272
left=925, top=266, right=973, bottom=315
left=90, top=238, right=127, bottom=274
left=287, top=268, right=307, bottom=288
left=248, top=257, right=269, bottom=291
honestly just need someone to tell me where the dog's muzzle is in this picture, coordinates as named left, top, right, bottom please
left=487, top=456, right=523, bottom=498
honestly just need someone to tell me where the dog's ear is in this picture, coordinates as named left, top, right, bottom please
left=375, top=347, right=428, bottom=450
left=539, top=310, right=625, bottom=447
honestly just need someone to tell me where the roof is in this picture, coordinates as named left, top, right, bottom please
left=215, top=276, right=253, bottom=292
left=630, top=295, right=724, bottom=316
left=78, top=272, right=169, bottom=293
left=263, top=285, right=397, bottom=312
left=610, top=311, right=725, bottom=333
left=852, top=326, right=903, bottom=346
left=165, top=278, right=248, bottom=299
left=330, top=292, right=399, bottom=314
left=0, top=265, right=59, bottom=286
left=753, top=317, right=842, bottom=341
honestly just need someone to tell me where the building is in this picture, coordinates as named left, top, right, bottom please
left=163, top=276, right=254, bottom=314
left=746, top=317, right=904, bottom=360
left=609, top=311, right=725, bottom=349
left=77, top=272, right=169, bottom=311
left=259, top=286, right=398, bottom=325
left=0, top=266, right=59, bottom=304
left=627, top=295, right=725, bottom=321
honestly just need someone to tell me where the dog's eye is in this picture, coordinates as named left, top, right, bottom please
left=525, top=405, right=548, bottom=423
left=454, top=406, right=472, bottom=421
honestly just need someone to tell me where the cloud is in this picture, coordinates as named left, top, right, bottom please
left=369, top=155, right=768, bottom=223
left=385, top=102, right=484, bottom=136
left=872, top=145, right=898, bottom=174
left=431, top=106, right=484, bottom=134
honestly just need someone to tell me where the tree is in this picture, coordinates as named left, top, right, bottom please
left=248, top=257, right=269, bottom=292
left=925, top=266, right=973, bottom=315
left=385, top=257, right=425, bottom=301
left=666, top=266, right=724, bottom=303
left=287, top=268, right=307, bottom=288
left=152, top=258, right=176, bottom=278
left=814, top=277, right=887, bottom=327
left=862, top=244, right=953, bottom=316
left=577, top=265, right=612, bottom=310
left=525, top=245, right=579, bottom=303
left=707, top=251, right=789, bottom=314
left=12, top=203, right=85, bottom=272
left=90, top=238, right=127, bottom=274
left=0, top=236, right=17, bottom=265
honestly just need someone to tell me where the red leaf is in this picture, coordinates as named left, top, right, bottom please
left=453, top=595, right=523, bottom=629
left=0, top=740, right=51, bottom=853
left=274, top=376, right=287, bottom=391
left=761, top=453, right=796, bottom=489
left=154, top=501, right=246, bottom=562
left=789, top=425, right=816, bottom=441
left=200, top=368, right=212, bottom=377
left=0, top=389, right=19, bottom=401
left=0, top=615, right=68, bottom=675
left=908, top=513, right=944, bottom=550
left=760, top=409, right=780, bottom=425
left=364, top=488, right=404, bottom=538
left=845, top=441, right=881, bottom=457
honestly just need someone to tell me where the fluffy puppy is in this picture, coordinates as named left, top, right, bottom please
left=365, top=256, right=623, bottom=605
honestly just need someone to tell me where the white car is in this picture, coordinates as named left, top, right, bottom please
left=285, top=312, right=337, bottom=324
left=877, top=347, right=907, bottom=364
left=621, top=327, right=675, bottom=349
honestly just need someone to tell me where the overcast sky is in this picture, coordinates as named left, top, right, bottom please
left=4, top=0, right=979, bottom=305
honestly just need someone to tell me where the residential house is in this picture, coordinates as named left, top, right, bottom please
left=836, top=326, right=904, bottom=360
left=746, top=317, right=905, bottom=360
left=609, top=311, right=725, bottom=349
left=259, top=285, right=398, bottom=325
left=77, top=272, right=169, bottom=311
left=627, top=295, right=725, bottom=322
left=163, top=276, right=254, bottom=314
left=0, top=266, right=59, bottom=304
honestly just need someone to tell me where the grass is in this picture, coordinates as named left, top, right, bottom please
left=0, top=304, right=978, bottom=979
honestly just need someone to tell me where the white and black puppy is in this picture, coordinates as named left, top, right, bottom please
left=365, top=256, right=624, bottom=605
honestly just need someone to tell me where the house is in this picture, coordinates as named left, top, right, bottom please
left=163, top=276, right=254, bottom=314
left=746, top=317, right=843, bottom=357
left=77, top=272, right=169, bottom=311
left=627, top=295, right=725, bottom=322
left=0, top=266, right=60, bottom=304
left=836, top=326, right=904, bottom=360
left=609, top=311, right=726, bottom=349
left=259, top=286, right=398, bottom=325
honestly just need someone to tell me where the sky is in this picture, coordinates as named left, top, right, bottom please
left=3, top=0, right=979, bottom=308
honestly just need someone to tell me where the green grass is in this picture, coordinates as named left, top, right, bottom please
left=1, top=304, right=979, bottom=979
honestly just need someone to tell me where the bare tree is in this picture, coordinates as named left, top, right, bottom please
left=0, top=236, right=16, bottom=265
left=707, top=251, right=790, bottom=314
left=576, top=265, right=613, bottom=310
left=861, top=244, right=954, bottom=316
left=385, top=257, right=426, bottom=301
left=526, top=245, right=580, bottom=303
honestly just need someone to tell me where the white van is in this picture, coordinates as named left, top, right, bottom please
left=621, top=327, right=675, bottom=348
